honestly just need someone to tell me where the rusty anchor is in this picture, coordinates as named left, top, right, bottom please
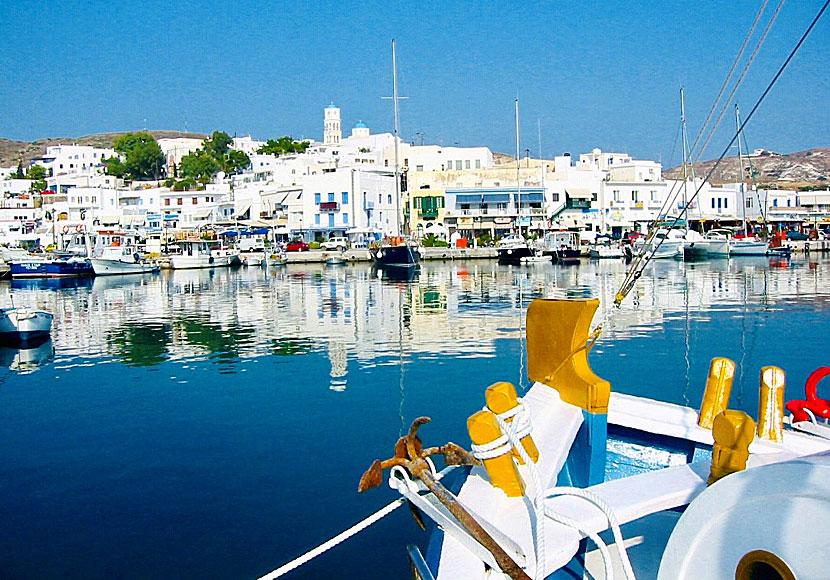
left=358, top=416, right=532, bottom=580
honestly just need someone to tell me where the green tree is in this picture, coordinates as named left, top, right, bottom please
left=257, top=136, right=310, bottom=156
left=25, top=165, right=47, bottom=193
left=13, top=162, right=24, bottom=179
left=180, top=150, right=220, bottom=184
left=223, top=148, right=250, bottom=174
left=203, top=130, right=233, bottom=159
left=110, top=131, right=166, bottom=180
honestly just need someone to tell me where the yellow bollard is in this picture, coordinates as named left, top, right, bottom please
left=708, top=410, right=755, bottom=485
left=757, top=366, right=786, bottom=442
left=485, top=382, right=539, bottom=465
left=698, top=357, right=736, bottom=429
left=468, top=410, right=525, bottom=497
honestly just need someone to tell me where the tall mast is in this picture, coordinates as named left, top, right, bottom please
left=680, top=87, right=690, bottom=223
left=515, top=98, right=521, bottom=236
left=735, top=103, right=748, bottom=236
left=392, top=39, right=403, bottom=236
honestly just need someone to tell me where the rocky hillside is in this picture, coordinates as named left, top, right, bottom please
left=664, top=147, right=829, bottom=189
left=0, top=131, right=207, bottom=168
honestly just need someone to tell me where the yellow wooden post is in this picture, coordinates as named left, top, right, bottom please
left=485, top=381, right=539, bottom=465
left=698, top=357, right=736, bottom=429
left=758, top=366, right=786, bottom=442
left=468, top=410, right=525, bottom=497
left=708, top=410, right=755, bottom=485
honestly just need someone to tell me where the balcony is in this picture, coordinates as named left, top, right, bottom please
left=319, top=201, right=339, bottom=212
left=420, top=208, right=439, bottom=218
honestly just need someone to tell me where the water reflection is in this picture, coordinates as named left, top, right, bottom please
left=2, top=256, right=829, bottom=375
left=0, top=337, right=54, bottom=374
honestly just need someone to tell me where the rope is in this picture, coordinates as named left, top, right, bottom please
left=256, top=498, right=405, bottom=579
left=470, top=434, right=513, bottom=460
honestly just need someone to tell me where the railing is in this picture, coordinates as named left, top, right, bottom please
left=319, top=202, right=339, bottom=212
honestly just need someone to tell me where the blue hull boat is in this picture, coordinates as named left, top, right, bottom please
left=10, top=257, right=94, bottom=279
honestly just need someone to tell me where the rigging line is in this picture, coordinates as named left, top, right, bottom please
left=666, top=117, right=683, bottom=172
left=688, top=0, right=770, bottom=159
left=616, top=0, right=828, bottom=306
left=693, top=0, right=786, bottom=164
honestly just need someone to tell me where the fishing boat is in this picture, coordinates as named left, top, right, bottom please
left=265, top=252, right=287, bottom=268
left=0, top=306, right=53, bottom=343
left=634, top=228, right=684, bottom=260
left=587, top=236, right=625, bottom=259
left=325, top=255, right=347, bottom=266
left=497, top=236, right=539, bottom=265
left=10, top=255, right=94, bottom=278
left=90, top=245, right=159, bottom=276
left=539, top=231, right=581, bottom=264
left=357, top=298, right=830, bottom=580
left=0, top=337, right=54, bottom=373
left=169, top=239, right=236, bottom=270
left=702, top=229, right=731, bottom=257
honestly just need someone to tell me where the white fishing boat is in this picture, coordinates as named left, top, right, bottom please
left=703, top=229, right=731, bottom=256
left=0, top=306, right=53, bottom=343
left=169, top=239, right=236, bottom=270
left=357, top=298, right=830, bottom=580
left=265, top=252, right=287, bottom=268
left=588, top=236, right=625, bottom=259
left=634, top=229, right=683, bottom=259
left=729, top=236, right=769, bottom=256
left=90, top=245, right=159, bottom=276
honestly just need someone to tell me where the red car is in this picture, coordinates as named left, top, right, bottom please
left=286, top=239, right=309, bottom=252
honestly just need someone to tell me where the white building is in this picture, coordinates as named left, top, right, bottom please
left=33, top=145, right=115, bottom=178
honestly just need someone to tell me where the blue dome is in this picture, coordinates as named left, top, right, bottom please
left=353, top=121, right=368, bottom=129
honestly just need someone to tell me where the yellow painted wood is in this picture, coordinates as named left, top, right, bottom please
left=527, top=299, right=611, bottom=413
left=698, top=357, right=736, bottom=429
left=757, top=366, right=786, bottom=442
left=485, top=381, right=539, bottom=464
left=708, top=410, right=755, bottom=485
left=467, top=410, right=525, bottom=497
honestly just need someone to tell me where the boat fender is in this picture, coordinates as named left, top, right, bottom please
left=61, top=225, right=70, bottom=235
left=698, top=357, right=736, bottom=429
left=485, top=382, right=539, bottom=464
left=133, top=253, right=141, bottom=263
left=377, top=250, right=383, bottom=259
left=708, top=410, right=755, bottom=485
left=468, top=410, right=525, bottom=497
left=757, top=366, right=785, bottom=442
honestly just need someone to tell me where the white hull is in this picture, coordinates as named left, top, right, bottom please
left=637, top=239, right=682, bottom=259
left=589, top=246, right=625, bottom=259
left=91, top=258, right=159, bottom=276
left=241, top=252, right=265, bottom=267
left=169, top=254, right=232, bottom=269
left=729, top=240, right=768, bottom=256
left=704, top=239, right=730, bottom=256
left=0, top=308, right=53, bottom=342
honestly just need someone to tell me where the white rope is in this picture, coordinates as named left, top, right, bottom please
left=493, top=409, right=546, bottom=580
left=256, top=498, right=405, bottom=579
left=544, top=507, right=615, bottom=580
left=470, top=434, right=513, bottom=460
left=546, top=487, right=636, bottom=580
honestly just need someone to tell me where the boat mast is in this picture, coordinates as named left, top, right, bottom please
left=735, top=104, right=748, bottom=236
left=515, top=98, right=521, bottom=238
left=391, top=39, right=403, bottom=237
left=680, top=87, right=690, bottom=229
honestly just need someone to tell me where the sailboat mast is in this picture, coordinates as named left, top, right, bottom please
left=515, top=98, right=521, bottom=237
left=680, top=87, right=690, bottom=217
left=735, top=104, right=748, bottom=236
left=391, top=39, right=403, bottom=237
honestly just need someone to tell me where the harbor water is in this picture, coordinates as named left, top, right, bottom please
left=1, top=256, right=829, bottom=579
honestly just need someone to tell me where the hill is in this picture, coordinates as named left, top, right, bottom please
left=664, top=147, right=829, bottom=189
left=0, top=131, right=208, bottom=168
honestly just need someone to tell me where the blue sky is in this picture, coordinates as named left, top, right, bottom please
left=1, top=1, right=827, bottom=166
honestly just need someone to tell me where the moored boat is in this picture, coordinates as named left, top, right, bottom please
left=10, top=255, right=94, bottom=278
left=370, top=238, right=421, bottom=268
left=0, top=306, right=53, bottom=343
left=90, top=245, right=159, bottom=276
left=357, top=298, right=830, bottom=580
left=169, top=239, right=236, bottom=270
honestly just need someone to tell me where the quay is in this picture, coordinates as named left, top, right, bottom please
left=283, top=247, right=497, bottom=263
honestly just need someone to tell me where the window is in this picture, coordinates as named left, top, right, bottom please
left=613, top=190, right=622, bottom=202
left=773, top=199, right=778, bottom=207
left=552, top=193, right=560, bottom=202
left=651, top=190, right=659, bottom=202
left=314, top=193, right=321, bottom=205
left=328, top=213, right=335, bottom=227
left=746, top=199, right=752, bottom=208
left=328, top=192, right=334, bottom=202
left=592, top=193, right=598, bottom=202
left=712, top=198, right=716, bottom=209
left=192, top=197, right=197, bottom=204
left=724, top=199, right=728, bottom=209
left=315, top=214, right=321, bottom=225
left=632, top=190, right=640, bottom=203
left=342, top=192, right=348, bottom=205
left=416, top=165, right=423, bottom=171
left=465, top=160, right=471, bottom=169
left=475, top=160, right=481, bottom=169
left=165, top=198, right=170, bottom=206
left=388, top=194, right=392, bottom=204
left=717, top=198, right=722, bottom=210
left=177, top=198, right=183, bottom=206
left=91, top=197, right=96, bottom=203
left=343, top=213, right=348, bottom=224
left=455, top=160, right=462, bottom=170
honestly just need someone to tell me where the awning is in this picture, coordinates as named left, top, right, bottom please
left=98, top=214, right=120, bottom=225
left=517, top=192, right=544, bottom=202
left=232, top=203, right=251, bottom=219
left=284, top=191, right=303, bottom=204
left=192, top=208, right=213, bottom=219
left=566, top=188, right=593, bottom=199
left=120, top=215, right=145, bottom=226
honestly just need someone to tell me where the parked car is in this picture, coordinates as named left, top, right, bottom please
left=786, top=230, right=809, bottom=241
left=320, top=237, right=350, bottom=251
left=286, top=239, right=309, bottom=252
